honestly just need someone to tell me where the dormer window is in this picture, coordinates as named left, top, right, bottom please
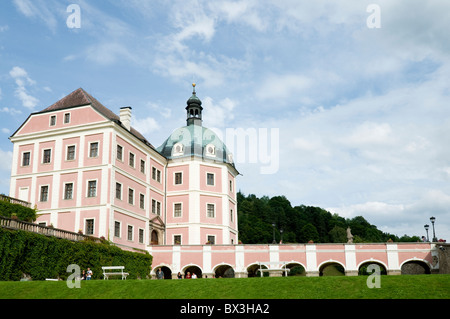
left=172, top=142, right=184, bottom=156
left=227, top=153, right=234, bottom=163
left=205, top=144, right=215, bottom=157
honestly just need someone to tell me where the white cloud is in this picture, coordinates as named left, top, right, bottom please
left=257, top=74, right=312, bottom=101
left=13, top=0, right=59, bottom=31
left=202, top=96, right=237, bottom=128
left=131, top=116, right=160, bottom=136
left=9, top=66, right=39, bottom=109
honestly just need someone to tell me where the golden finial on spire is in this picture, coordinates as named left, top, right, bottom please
left=192, top=82, right=196, bottom=94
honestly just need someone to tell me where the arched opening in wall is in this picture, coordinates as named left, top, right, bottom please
left=215, top=265, right=235, bottom=278
left=319, top=262, right=345, bottom=276
left=358, top=262, right=387, bottom=276
left=286, top=263, right=306, bottom=277
left=246, top=264, right=269, bottom=277
left=184, top=265, right=203, bottom=278
left=151, top=230, right=159, bottom=245
left=401, top=261, right=431, bottom=275
left=160, top=266, right=172, bottom=279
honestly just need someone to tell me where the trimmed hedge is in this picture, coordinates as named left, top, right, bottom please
left=0, top=227, right=152, bottom=281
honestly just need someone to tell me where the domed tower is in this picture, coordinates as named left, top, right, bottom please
left=157, top=84, right=239, bottom=245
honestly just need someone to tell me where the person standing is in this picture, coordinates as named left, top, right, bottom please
left=156, top=268, right=164, bottom=280
left=86, top=267, right=93, bottom=280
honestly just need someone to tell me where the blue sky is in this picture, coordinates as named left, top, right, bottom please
left=0, top=0, right=449, bottom=241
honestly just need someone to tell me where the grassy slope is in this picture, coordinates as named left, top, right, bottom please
left=0, top=275, right=449, bottom=299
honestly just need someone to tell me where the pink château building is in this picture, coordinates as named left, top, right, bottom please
left=8, top=86, right=438, bottom=278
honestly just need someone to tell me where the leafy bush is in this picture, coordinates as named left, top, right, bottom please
left=0, top=227, right=152, bottom=281
left=0, top=199, right=37, bottom=222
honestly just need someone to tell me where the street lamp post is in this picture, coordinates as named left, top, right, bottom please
left=430, top=216, right=437, bottom=242
left=280, top=228, right=284, bottom=244
left=424, top=224, right=429, bottom=242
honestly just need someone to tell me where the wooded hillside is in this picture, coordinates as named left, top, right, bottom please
left=237, top=192, right=420, bottom=244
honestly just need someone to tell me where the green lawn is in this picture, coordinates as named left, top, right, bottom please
left=0, top=275, right=449, bottom=299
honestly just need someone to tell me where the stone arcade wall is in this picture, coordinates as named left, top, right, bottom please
left=148, top=242, right=438, bottom=278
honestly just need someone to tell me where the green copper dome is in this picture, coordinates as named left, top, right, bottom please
left=157, top=124, right=235, bottom=166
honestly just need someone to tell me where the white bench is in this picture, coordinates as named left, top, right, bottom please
left=258, top=261, right=290, bottom=277
left=102, top=266, right=129, bottom=280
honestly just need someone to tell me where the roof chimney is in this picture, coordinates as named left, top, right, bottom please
left=119, top=106, right=132, bottom=131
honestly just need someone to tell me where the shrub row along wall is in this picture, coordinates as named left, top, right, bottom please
left=0, top=227, right=152, bottom=281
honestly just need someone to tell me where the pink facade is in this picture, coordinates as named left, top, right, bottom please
left=10, top=87, right=436, bottom=280
left=148, top=242, right=438, bottom=278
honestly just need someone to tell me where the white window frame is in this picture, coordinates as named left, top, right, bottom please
left=139, top=193, right=145, bottom=210
left=129, top=151, right=135, bottom=168
left=49, top=115, right=56, bottom=126
left=115, top=182, right=122, bottom=200
left=39, top=185, right=50, bottom=202
left=207, top=203, right=215, bottom=218
left=206, top=172, right=215, bottom=186
left=84, top=218, right=95, bottom=235
left=114, top=220, right=122, bottom=238
left=116, top=144, right=123, bottom=161
left=174, top=202, right=182, bottom=218
left=21, top=151, right=31, bottom=167
left=128, top=187, right=134, bottom=205
left=64, top=112, right=71, bottom=124
left=127, top=224, right=134, bottom=241
left=205, top=143, right=216, bottom=157
left=63, top=182, right=74, bottom=200
left=138, top=228, right=145, bottom=244
left=173, top=234, right=182, bottom=245
left=66, top=144, right=76, bottom=161
left=88, top=141, right=99, bottom=158
left=86, top=179, right=97, bottom=198
left=174, top=171, right=183, bottom=185
left=42, top=148, right=52, bottom=164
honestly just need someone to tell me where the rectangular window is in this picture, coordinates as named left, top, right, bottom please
left=157, top=170, right=161, bottom=183
left=89, top=142, right=99, bottom=158
left=64, top=113, right=70, bottom=124
left=230, top=209, right=233, bottom=222
left=207, top=173, right=214, bottom=186
left=229, top=180, right=233, bottom=192
left=174, top=203, right=182, bottom=217
left=174, top=235, right=181, bottom=245
left=139, top=229, right=144, bottom=244
left=128, top=188, right=134, bottom=205
left=129, top=152, right=135, bottom=168
left=207, top=235, right=215, bottom=245
left=50, top=115, right=56, bottom=126
left=85, top=219, right=94, bottom=235
left=207, top=203, right=215, bottom=218
left=40, top=185, right=49, bottom=202
left=140, top=193, right=145, bottom=209
left=115, top=182, right=122, bottom=200
left=152, top=199, right=156, bottom=214
left=67, top=145, right=76, bottom=161
left=127, top=225, right=133, bottom=241
left=117, top=145, right=123, bottom=161
left=157, top=201, right=161, bottom=215
left=114, top=221, right=121, bottom=237
left=140, top=159, right=146, bottom=174
left=175, top=172, right=182, bottom=185
left=64, top=183, right=73, bottom=200
left=87, top=180, right=97, bottom=197
left=152, top=167, right=162, bottom=183
left=22, top=152, right=31, bottom=166
left=43, top=149, right=51, bottom=164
